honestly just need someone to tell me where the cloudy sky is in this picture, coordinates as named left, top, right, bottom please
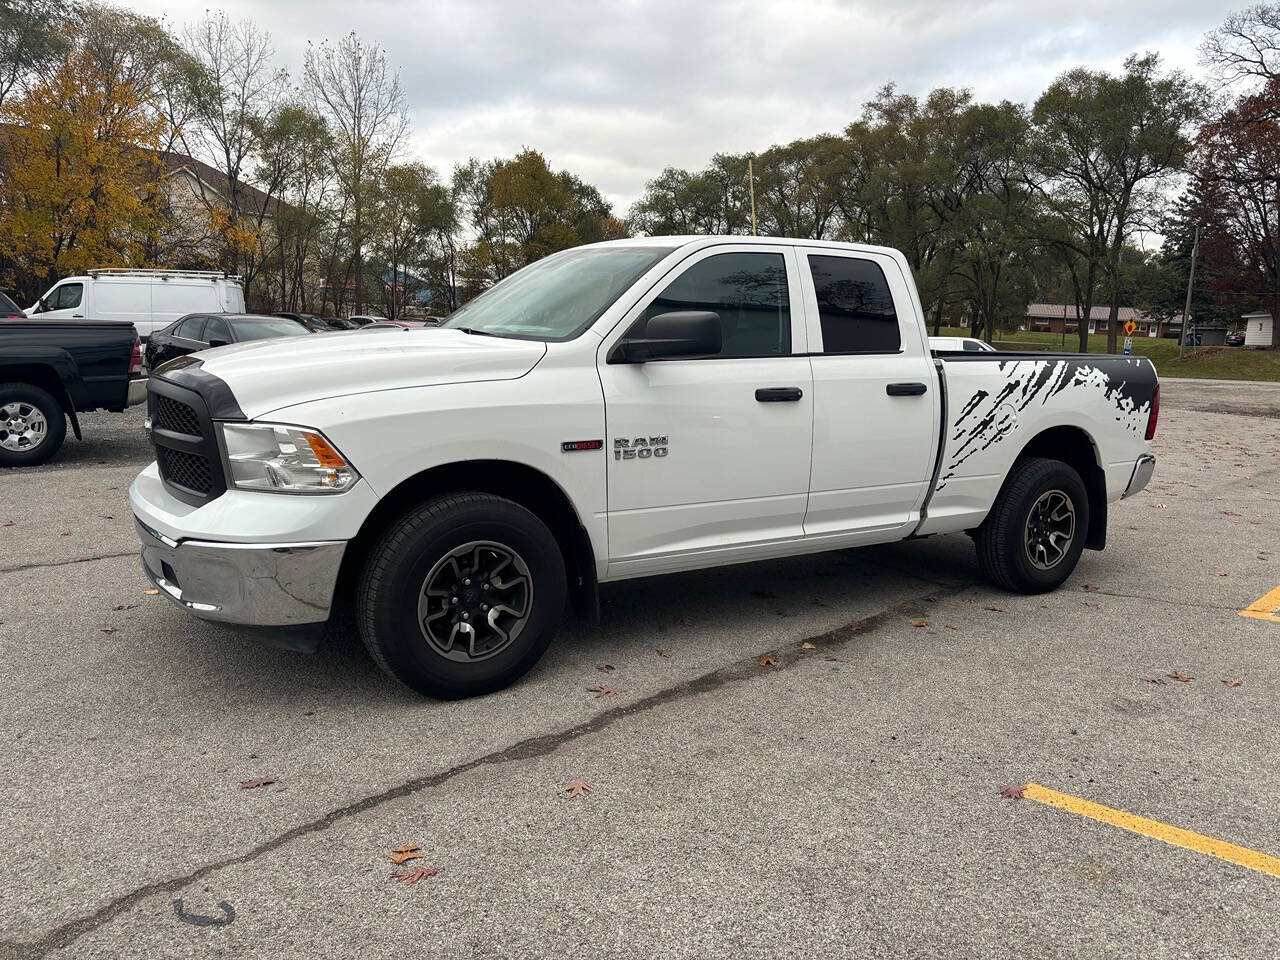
left=127, top=0, right=1227, bottom=215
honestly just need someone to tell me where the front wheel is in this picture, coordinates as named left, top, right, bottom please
left=0, top=382, right=67, bottom=467
left=357, top=492, right=567, bottom=699
left=975, top=457, right=1089, bottom=594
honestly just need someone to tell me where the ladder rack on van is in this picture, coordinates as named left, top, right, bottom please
left=86, top=268, right=244, bottom=282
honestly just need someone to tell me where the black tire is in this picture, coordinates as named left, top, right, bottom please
left=975, top=457, right=1090, bottom=594
left=356, top=492, right=567, bottom=699
left=0, top=382, right=67, bottom=467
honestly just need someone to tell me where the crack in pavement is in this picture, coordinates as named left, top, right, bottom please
left=0, top=580, right=973, bottom=960
left=0, top=552, right=136, bottom=575
left=1089, top=587, right=1260, bottom=612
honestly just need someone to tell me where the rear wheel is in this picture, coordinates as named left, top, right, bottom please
left=975, top=457, right=1089, bottom=594
left=357, top=492, right=567, bottom=699
left=0, top=383, right=66, bottom=467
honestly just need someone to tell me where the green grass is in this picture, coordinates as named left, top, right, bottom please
left=937, top=327, right=1280, bottom=382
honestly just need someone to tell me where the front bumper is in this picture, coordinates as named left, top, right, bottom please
left=136, top=518, right=346, bottom=628
left=1122, top=454, right=1156, bottom=499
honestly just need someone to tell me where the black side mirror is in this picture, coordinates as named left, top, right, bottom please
left=208, top=338, right=229, bottom=348
left=610, top=310, right=722, bottom=363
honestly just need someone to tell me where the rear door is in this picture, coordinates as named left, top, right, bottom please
left=598, top=244, right=814, bottom=576
left=799, top=249, right=939, bottom=539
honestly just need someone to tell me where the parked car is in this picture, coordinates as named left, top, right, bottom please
left=929, top=336, right=996, bottom=353
left=347, top=314, right=385, bottom=326
left=131, top=236, right=1159, bottom=699
left=145, top=313, right=312, bottom=369
left=360, top=319, right=430, bottom=329
left=0, top=289, right=27, bottom=319
left=24, top=269, right=245, bottom=340
left=323, top=316, right=361, bottom=330
left=274, top=312, right=332, bottom=333
left=1, top=317, right=143, bottom=466
left=1225, top=330, right=1246, bottom=347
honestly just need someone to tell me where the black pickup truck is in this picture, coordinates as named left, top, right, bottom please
left=0, top=289, right=144, bottom=466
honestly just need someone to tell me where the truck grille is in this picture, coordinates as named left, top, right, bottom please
left=153, top=395, right=202, bottom=437
left=147, top=378, right=227, bottom=505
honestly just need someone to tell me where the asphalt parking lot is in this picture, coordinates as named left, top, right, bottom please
left=1, top=378, right=1278, bottom=959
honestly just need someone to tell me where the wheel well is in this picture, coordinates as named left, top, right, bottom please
left=1013, top=425, right=1107, bottom=550
left=335, top=460, right=599, bottom=621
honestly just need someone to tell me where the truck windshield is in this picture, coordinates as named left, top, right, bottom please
left=440, top=245, right=676, bottom=341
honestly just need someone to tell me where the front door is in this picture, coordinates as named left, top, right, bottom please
left=598, top=244, right=814, bottom=577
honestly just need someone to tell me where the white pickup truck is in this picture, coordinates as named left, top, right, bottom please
left=130, top=237, right=1158, bottom=698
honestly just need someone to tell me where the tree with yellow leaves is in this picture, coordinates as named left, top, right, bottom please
left=0, top=5, right=177, bottom=302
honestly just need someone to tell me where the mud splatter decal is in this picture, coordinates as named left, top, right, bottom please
left=936, top=356, right=1156, bottom=490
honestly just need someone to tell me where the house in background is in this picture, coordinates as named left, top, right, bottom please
left=1024, top=303, right=1183, bottom=338
left=1241, top=312, right=1274, bottom=348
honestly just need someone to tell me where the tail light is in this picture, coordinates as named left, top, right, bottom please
left=1145, top=385, right=1159, bottom=440
left=130, top=338, right=143, bottom=376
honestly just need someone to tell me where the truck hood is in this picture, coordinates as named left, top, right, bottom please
left=192, top=328, right=547, bottom=418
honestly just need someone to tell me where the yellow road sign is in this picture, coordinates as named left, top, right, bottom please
left=1124, top=320, right=1137, bottom=336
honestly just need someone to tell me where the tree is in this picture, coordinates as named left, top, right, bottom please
left=0, top=5, right=174, bottom=301
left=304, top=32, right=408, bottom=315
left=1031, top=54, right=1204, bottom=352
left=0, top=0, right=75, bottom=112
left=370, top=162, right=451, bottom=318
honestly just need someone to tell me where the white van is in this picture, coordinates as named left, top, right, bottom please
left=26, top=269, right=246, bottom=340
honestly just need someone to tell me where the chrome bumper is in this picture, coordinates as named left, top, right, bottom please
left=135, top=518, right=346, bottom=627
left=1122, top=454, right=1156, bottom=499
left=127, top=377, right=147, bottom=407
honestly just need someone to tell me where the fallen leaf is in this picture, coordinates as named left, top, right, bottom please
left=1222, top=510, right=1241, bottom=517
left=1, top=520, right=13, bottom=527
left=999, top=784, right=1027, bottom=799
left=983, top=605, right=1005, bottom=613
left=944, top=624, right=957, bottom=630
left=759, top=654, right=778, bottom=667
left=1169, top=671, right=1194, bottom=683
left=112, top=603, right=138, bottom=611
left=655, top=647, right=671, bottom=658
left=1082, top=582, right=1100, bottom=592
left=389, top=867, right=437, bottom=884
left=676, top=616, right=694, bottom=626
left=239, top=777, right=276, bottom=790
left=1213, top=571, right=1228, bottom=578
left=595, top=663, right=615, bottom=674
left=1151, top=503, right=1167, bottom=509
left=587, top=684, right=619, bottom=699
left=101, top=627, right=118, bottom=635
left=911, top=619, right=929, bottom=628
left=388, top=843, right=422, bottom=864
left=1141, top=676, right=1167, bottom=685
left=1221, top=678, right=1243, bottom=688
left=750, top=590, right=778, bottom=599
left=563, top=778, right=591, bottom=798
left=143, top=589, right=160, bottom=596
left=60, top=530, right=71, bottom=536
left=1083, top=600, right=1099, bottom=608
left=801, top=642, right=817, bottom=650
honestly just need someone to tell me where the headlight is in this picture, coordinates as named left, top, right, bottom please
left=218, top=423, right=358, bottom=494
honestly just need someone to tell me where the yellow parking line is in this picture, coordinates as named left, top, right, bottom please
left=1023, top=783, right=1280, bottom=879
left=1240, top=585, right=1280, bottom=624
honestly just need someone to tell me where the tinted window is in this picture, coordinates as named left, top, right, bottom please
left=56, top=283, right=83, bottom=310
left=807, top=255, right=899, bottom=353
left=643, top=252, right=790, bottom=358
left=173, top=316, right=205, bottom=339
left=204, top=315, right=231, bottom=344
left=232, top=318, right=309, bottom=341
left=962, top=339, right=981, bottom=352
left=0, top=290, right=23, bottom=316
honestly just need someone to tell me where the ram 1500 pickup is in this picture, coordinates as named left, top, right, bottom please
left=130, top=237, right=1158, bottom=698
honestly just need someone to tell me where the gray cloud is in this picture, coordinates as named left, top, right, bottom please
left=136, top=0, right=1224, bottom=212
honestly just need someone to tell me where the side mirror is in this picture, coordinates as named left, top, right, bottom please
left=609, top=310, right=722, bottom=363
left=33, top=298, right=49, bottom=314
left=208, top=338, right=229, bottom=348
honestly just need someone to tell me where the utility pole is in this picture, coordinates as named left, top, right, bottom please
left=748, top=158, right=757, bottom=237
left=1179, top=225, right=1199, bottom=360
